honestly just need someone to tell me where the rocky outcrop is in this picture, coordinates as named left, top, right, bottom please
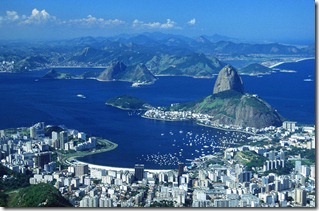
left=192, top=90, right=283, bottom=128
left=98, top=61, right=157, bottom=84
left=213, top=65, right=244, bottom=94
left=239, top=63, right=273, bottom=75
left=177, top=65, right=284, bottom=128
left=42, top=69, right=74, bottom=79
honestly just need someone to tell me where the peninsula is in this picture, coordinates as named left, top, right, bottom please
left=143, top=65, right=284, bottom=129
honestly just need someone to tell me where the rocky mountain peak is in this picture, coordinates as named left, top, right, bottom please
left=213, top=65, right=244, bottom=94
left=112, top=61, right=126, bottom=72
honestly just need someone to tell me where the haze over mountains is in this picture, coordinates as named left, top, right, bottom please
left=0, top=32, right=314, bottom=76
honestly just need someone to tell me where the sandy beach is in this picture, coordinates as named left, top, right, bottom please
left=269, top=57, right=314, bottom=68
left=74, top=159, right=173, bottom=173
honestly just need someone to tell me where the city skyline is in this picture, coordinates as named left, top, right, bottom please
left=0, top=0, right=315, bottom=44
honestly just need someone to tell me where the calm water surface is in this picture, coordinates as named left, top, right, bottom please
left=0, top=59, right=314, bottom=169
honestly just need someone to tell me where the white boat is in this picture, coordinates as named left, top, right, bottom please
left=303, top=78, right=313, bottom=82
left=77, top=94, right=86, bottom=99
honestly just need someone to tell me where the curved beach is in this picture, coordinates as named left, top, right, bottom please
left=73, top=159, right=173, bottom=173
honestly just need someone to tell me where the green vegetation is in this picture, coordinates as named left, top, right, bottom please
left=0, top=164, right=32, bottom=192
left=42, top=69, right=75, bottom=79
left=3, top=127, right=30, bottom=137
left=146, top=53, right=224, bottom=77
left=8, top=183, right=72, bottom=207
left=241, top=96, right=270, bottom=113
left=213, top=90, right=243, bottom=99
left=0, top=164, right=33, bottom=207
left=235, top=151, right=267, bottom=170
left=106, top=95, right=150, bottom=110
left=169, top=101, right=198, bottom=111
left=98, top=62, right=157, bottom=84
left=150, top=200, right=176, bottom=207
left=263, top=160, right=294, bottom=176
left=239, top=63, right=273, bottom=75
left=287, top=147, right=315, bottom=164
left=193, top=91, right=242, bottom=115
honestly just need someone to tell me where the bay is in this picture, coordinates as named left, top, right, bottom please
left=0, top=59, right=314, bottom=169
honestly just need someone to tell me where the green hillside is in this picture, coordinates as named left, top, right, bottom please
left=106, top=95, right=150, bottom=110
left=8, top=183, right=72, bottom=207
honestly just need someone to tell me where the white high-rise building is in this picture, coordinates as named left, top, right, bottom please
left=301, top=165, right=310, bottom=177
left=282, top=121, right=296, bottom=132
left=52, top=131, right=59, bottom=141
left=310, top=165, right=315, bottom=179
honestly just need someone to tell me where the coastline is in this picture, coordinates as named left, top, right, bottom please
left=141, top=115, right=190, bottom=122
left=142, top=114, right=255, bottom=135
left=269, top=57, right=315, bottom=68
left=105, top=102, right=147, bottom=111
left=61, top=139, right=118, bottom=166
left=74, top=159, right=173, bottom=173
left=65, top=138, right=172, bottom=173
left=154, top=74, right=215, bottom=79
left=196, top=122, right=255, bottom=135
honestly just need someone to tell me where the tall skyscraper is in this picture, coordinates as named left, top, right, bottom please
left=75, top=164, right=89, bottom=177
left=59, top=131, right=68, bottom=150
left=30, top=126, right=37, bottom=139
left=134, top=164, right=144, bottom=181
left=52, top=131, right=59, bottom=141
left=295, top=160, right=302, bottom=173
left=295, top=188, right=307, bottom=206
left=34, top=152, right=52, bottom=168
left=282, top=121, right=296, bottom=132
left=178, top=162, right=185, bottom=177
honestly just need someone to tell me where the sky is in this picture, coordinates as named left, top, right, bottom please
left=0, top=0, right=315, bottom=44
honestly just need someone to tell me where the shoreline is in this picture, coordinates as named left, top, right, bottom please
left=269, top=57, right=315, bottom=68
left=105, top=103, right=147, bottom=111
left=61, top=139, right=118, bottom=166
left=141, top=114, right=255, bottom=135
left=73, top=159, right=173, bottom=173
left=66, top=138, right=173, bottom=173
left=155, top=74, right=215, bottom=79
left=196, top=122, right=255, bottom=135
left=141, top=115, right=190, bottom=122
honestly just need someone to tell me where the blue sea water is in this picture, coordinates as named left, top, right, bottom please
left=0, top=59, right=315, bottom=169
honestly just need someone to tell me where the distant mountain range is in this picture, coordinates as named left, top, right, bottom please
left=0, top=32, right=314, bottom=79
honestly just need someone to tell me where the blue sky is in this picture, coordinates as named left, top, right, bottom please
left=0, top=0, right=315, bottom=44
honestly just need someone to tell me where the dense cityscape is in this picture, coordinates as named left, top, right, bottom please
left=0, top=120, right=315, bottom=207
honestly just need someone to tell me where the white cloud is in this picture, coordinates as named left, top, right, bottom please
left=132, top=19, right=178, bottom=29
left=6, top=11, right=19, bottom=21
left=0, top=10, right=20, bottom=24
left=23, top=8, right=57, bottom=24
left=67, top=15, right=125, bottom=27
left=160, top=19, right=176, bottom=28
left=187, top=18, right=196, bottom=25
left=132, top=19, right=144, bottom=27
left=0, top=9, right=181, bottom=33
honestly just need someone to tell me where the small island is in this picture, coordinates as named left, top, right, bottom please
left=106, top=95, right=151, bottom=110
left=238, top=63, right=275, bottom=76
